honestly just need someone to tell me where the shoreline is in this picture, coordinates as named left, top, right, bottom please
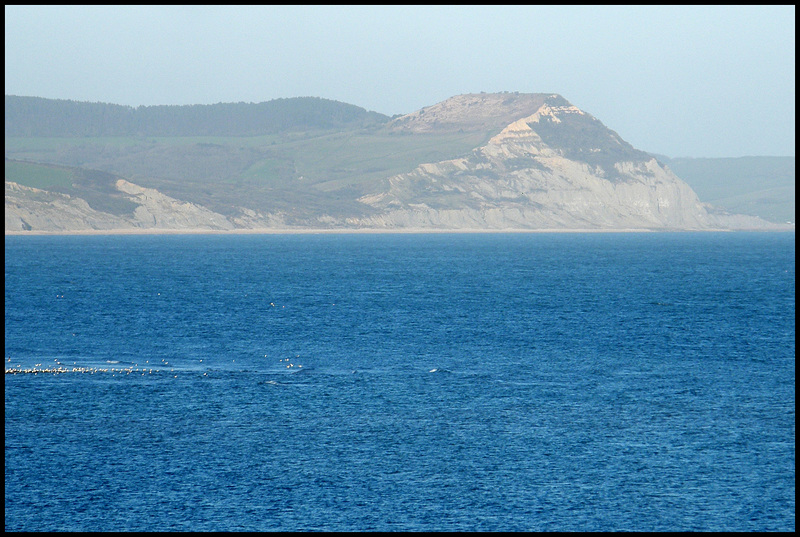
left=5, top=225, right=794, bottom=236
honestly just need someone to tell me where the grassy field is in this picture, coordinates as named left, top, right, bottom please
left=4, top=128, right=494, bottom=216
left=281, top=130, right=492, bottom=189
left=5, top=159, right=76, bottom=189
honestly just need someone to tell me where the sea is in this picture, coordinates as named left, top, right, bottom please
left=4, top=231, right=795, bottom=532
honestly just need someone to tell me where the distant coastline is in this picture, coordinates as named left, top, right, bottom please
left=6, top=226, right=792, bottom=237
left=5, top=227, right=656, bottom=236
left=8, top=95, right=793, bottom=234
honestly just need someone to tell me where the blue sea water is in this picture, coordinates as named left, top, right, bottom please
left=4, top=232, right=795, bottom=531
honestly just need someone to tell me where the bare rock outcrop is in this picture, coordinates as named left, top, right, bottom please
left=5, top=179, right=238, bottom=232
left=354, top=96, right=783, bottom=231
left=388, top=92, right=556, bottom=134
left=5, top=181, right=131, bottom=231
left=115, top=179, right=235, bottom=230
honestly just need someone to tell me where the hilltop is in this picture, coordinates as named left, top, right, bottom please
left=5, top=93, right=793, bottom=233
left=388, top=92, right=554, bottom=133
left=4, top=95, right=389, bottom=137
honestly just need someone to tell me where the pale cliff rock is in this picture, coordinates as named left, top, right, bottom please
left=114, top=179, right=235, bottom=230
left=6, top=181, right=130, bottom=231
left=353, top=97, right=782, bottom=231
left=5, top=179, right=240, bottom=232
left=388, top=92, right=554, bottom=133
left=228, top=207, right=290, bottom=229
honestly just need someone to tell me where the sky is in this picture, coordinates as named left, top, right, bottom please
left=4, top=5, right=795, bottom=158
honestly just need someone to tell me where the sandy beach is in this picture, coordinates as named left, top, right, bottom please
left=4, top=227, right=671, bottom=236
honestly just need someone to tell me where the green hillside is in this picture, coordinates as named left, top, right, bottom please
left=5, top=95, right=489, bottom=218
left=5, top=127, right=490, bottom=219
left=5, top=159, right=139, bottom=216
left=663, top=156, right=795, bottom=223
left=5, top=159, right=76, bottom=190
left=4, top=95, right=389, bottom=137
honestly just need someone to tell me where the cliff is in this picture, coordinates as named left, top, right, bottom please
left=5, top=180, right=238, bottom=232
left=5, top=93, right=790, bottom=233
left=351, top=95, right=779, bottom=230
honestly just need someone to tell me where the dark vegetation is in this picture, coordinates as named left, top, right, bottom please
left=5, top=95, right=389, bottom=137
left=5, top=159, right=139, bottom=216
left=533, top=112, right=651, bottom=180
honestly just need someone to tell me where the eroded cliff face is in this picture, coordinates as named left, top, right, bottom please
left=114, top=180, right=236, bottom=230
left=5, top=93, right=785, bottom=232
left=352, top=97, right=775, bottom=230
left=387, top=92, right=555, bottom=133
left=6, top=181, right=132, bottom=232
left=5, top=180, right=240, bottom=232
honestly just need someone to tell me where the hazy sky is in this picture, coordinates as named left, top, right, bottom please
left=5, top=5, right=795, bottom=158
